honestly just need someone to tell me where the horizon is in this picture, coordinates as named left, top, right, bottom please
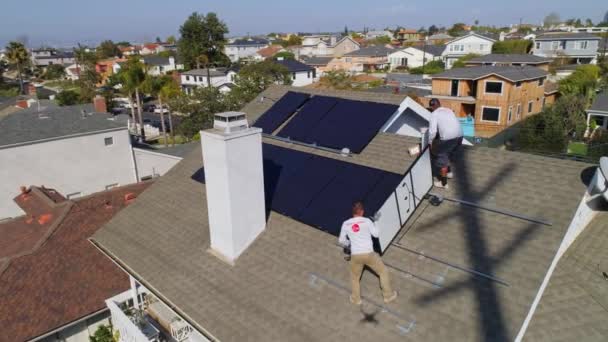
left=0, top=0, right=605, bottom=48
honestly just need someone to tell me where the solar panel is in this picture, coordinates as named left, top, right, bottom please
left=306, top=99, right=398, bottom=153
left=277, top=95, right=339, bottom=142
left=262, top=144, right=403, bottom=236
left=252, top=92, right=310, bottom=134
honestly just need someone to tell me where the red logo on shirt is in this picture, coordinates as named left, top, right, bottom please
left=352, top=224, right=360, bottom=232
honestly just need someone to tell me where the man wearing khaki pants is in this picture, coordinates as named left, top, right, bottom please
left=339, top=201, right=397, bottom=305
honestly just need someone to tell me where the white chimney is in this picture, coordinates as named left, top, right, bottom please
left=200, top=112, right=266, bottom=264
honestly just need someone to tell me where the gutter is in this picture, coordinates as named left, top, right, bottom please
left=0, top=126, right=127, bottom=150
left=28, top=307, right=110, bottom=342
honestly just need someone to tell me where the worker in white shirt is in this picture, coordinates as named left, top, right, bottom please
left=428, top=98, right=463, bottom=189
left=339, top=201, right=397, bottom=305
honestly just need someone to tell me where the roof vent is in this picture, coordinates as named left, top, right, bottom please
left=213, top=112, right=249, bottom=134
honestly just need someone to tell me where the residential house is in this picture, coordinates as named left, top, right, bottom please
left=64, top=63, right=82, bottom=81
left=254, top=45, right=284, bottom=60
left=302, top=56, right=334, bottom=77
left=275, top=59, right=316, bottom=87
left=586, top=93, right=608, bottom=133
left=31, top=48, right=75, bottom=66
left=119, top=45, right=139, bottom=56
left=0, top=98, right=186, bottom=220
left=91, top=84, right=606, bottom=342
left=442, top=32, right=496, bottom=69
left=426, top=33, right=453, bottom=45
left=395, top=29, right=421, bottom=43
left=365, top=30, right=394, bottom=40
left=0, top=182, right=150, bottom=342
left=297, top=35, right=360, bottom=57
left=180, top=68, right=237, bottom=94
left=328, top=45, right=393, bottom=72
left=532, top=32, right=600, bottom=64
left=388, top=45, right=445, bottom=70
left=465, top=54, right=553, bottom=71
left=425, top=65, right=551, bottom=137
left=225, top=38, right=269, bottom=62
left=95, top=58, right=125, bottom=85
left=140, top=43, right=165, bottom=55
left=140, top=55, right=183, bottom=76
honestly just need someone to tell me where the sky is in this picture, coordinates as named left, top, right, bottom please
left=0, top=0, right=605, bottom=48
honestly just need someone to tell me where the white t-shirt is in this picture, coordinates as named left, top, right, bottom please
left=338, top=216, right=378, bottom=255
left=428, top=107, right=463, bottom=143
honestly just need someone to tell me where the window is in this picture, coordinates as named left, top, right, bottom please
left=484, top=81, right=503, bottom=94
left=480, top=44, right=486, bottom=50
left=507, top=106, right=513, bottom=123
left=551, top=41, right=559, bottom=50
left=481, top=107, right=500, bottom=122
left=516, top=104, right=522, bottom=120
left=451, top=80, right=459, bottom=96
left=528, top=101, right=533, bottom=113
left=104, top=137, right=114, bottom=146
left=538, top=78, right=545, bottom=86
left=535, top=42, right=541, bottom=49
left=185, top=75, right=190, bottom=81
left=292, top=73, right=296, bottom=80
left=575, top=40, right=588, bottom=49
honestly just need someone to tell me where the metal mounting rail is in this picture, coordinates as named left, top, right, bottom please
left=262, top=133, right=351, bottom=156
left=391, top=243, right=510, bottom=287
left=427, top=192, right=552, bottom=227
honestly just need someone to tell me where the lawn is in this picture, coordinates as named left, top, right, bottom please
left=567, top=141, right=588, bottom=156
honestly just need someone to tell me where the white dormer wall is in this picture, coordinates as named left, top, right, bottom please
left=181, top=74, right=229, bottom=87
left=443, top=34, right=495, bottom=69
left=389, top=47, right=442, bottom=69
left=225, top=43, right=269, bottom=62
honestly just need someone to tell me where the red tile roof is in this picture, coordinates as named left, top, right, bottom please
left=0, top=182, right=151, bottom=342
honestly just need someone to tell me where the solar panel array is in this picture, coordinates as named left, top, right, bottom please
left=263, top=143, right=402, bottom=235
left=252, top=92, right=310, bottom=134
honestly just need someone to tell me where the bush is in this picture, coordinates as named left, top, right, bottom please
left=452, top=53, right=480, bottom=69
left=559, top=64, right=600, bottom=98
left=409, top=60, right=445, bottom=74
left=44, top=64, right=66, bottom=80
left=492, top=40, right=533, bottom=54
left=55, top=90, right=80, bottom=106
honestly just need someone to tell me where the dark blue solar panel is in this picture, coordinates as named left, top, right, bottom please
left=307, top=99, right=398, bottom=153
left=262, top=143, right=402, bottom=236
left=253, top=92, right=310, bottom=134
left=277, top=95, right=339, bottom=141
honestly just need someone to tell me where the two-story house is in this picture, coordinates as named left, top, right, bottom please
left=296, top=35, right=360, bottom=57
left=442, top=33, right=495, bottom=69
left=395, top=29, right=421, bottom=43
left=180, top=68, right=238, bottom=94
left=31, top=48, right=75, bottom=67
left=425, top=65, right=551, bottom=137
left=532, top=32, right=600, bottom=64
left=465, top=54, right=553, bottom=70
left=328, top=45, right=393, bottom=72
left=225, top=38, right=269, bottom=62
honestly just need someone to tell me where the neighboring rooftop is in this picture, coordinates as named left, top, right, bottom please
left=141, top=55, right=174, bottom=66
left=344, top=45, right=394, bottom=57
left=467, top=54, right=553, bottom=65
left=0, top=101, right=125, bottom=148
left=432, top=65, right=548, bottom=82
left=535, top=32, right=601, bottom=40
left=181, top=68, right=229, bottom=77
left=92, top=85, right=593, bottom=341
left=134, top=141, right=200, bottom=158
left=409, top=45, right=446, bottom=56
left=274, top=59, right=314, bottom=72
left=227, top=38, right=269, bottom=46
left=302, top=56, right=334, bottom=66
left=0, top=182, right=151, bottom=342
left=588, top=93, right=608, bottom=113
left=427, top=33, right=453, bottom=40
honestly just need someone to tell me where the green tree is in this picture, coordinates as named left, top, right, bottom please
left=585, top=18, right=594, bottom=27
left=321, top=69, right=353, bottom=89
left=156, top=36, right=162, bottom=43
left=236, top=60, right=292, bottom=93
left=559, top=64, right=600, bottom=99
left=447, top=23, right=467, bottom=37
left=55, top=90, right=80, bottom=106
left=286, top=35, right=302, bottom=46
left=409, top=60, right=445, bottom=74
left=451, top=53, right=479, bottom=68
left=119, top=57, right=147, bottom=140
left=492, top=40, right=533, bottom=54
left=44, top=64, right=65, bottom=80
left=428, top=25, right=439, bottom=35
left=273, top=51, right=295, bottom=60
left=166, top=35, right=176, bottom=44
left=142, top=75, right=173, bottom=146
left=97, top=40, right=121, bottom=59
left=178, top=12, right=229, bottom=70
left=160, top=81, right=182, bottom=145
left=5, top=41, right=29, bottom=94
left=89, top=325, right=115, bottom=342
left=351, top=32, right=362, bottom=39
left=116, top=41, right=131, bottom=47
left=543, top=12, right=562, bottom=27
left=369, top=35, right=391, bottom=45
left=177, top=86, right=229, bottom=138
left=73, top=45, right=99, bottom=103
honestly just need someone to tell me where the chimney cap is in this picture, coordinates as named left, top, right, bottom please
left=213, top=111, right=249, bottom=134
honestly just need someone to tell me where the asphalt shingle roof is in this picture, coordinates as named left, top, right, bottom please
left=0, top=102, right=126, bottom=148
left=141, top=55, right=172, bottom=66
left=302, top=56, right=334, bottom=66
left=274, top=59, right=314, bottom=72
left=535, top=32, right=601, bottom=40
left=227, top=38, right=269, bottom=46
left=467, top=54, right=553, bottom=65
left=344, top=45, right=394, bottom=57
left=409, top=45, right=446, bottom=56
left=588, top=93, right=608, bottom=113
left=432, top=65, right=548, bottom=82
left=92, top=84, right=593, bottom=341
left=182, top=68, right=229, bottom=77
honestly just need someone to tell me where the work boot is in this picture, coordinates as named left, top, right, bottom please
left=350, top=295, right=362, bottom=305
left=434, top=180, right=449, bottom=189
left=384, top=291, right=398, bottom=304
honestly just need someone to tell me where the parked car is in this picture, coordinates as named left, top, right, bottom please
left=154, top=105, right=169, bottom=114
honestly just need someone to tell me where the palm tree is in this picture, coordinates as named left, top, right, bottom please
left=5, top=41, right=29, bottom=94
left=121, top=58, right=146, bottom=141
left=160, top=81, right=182, bottom=146
left=142, top=76, right=170, bottom=146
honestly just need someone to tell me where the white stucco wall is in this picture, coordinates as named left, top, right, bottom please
left=133, top=148, right=182, bottom=180
left=290, top=71, right=315, bottom=87
left=0, top=129, right=137, bottom=219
